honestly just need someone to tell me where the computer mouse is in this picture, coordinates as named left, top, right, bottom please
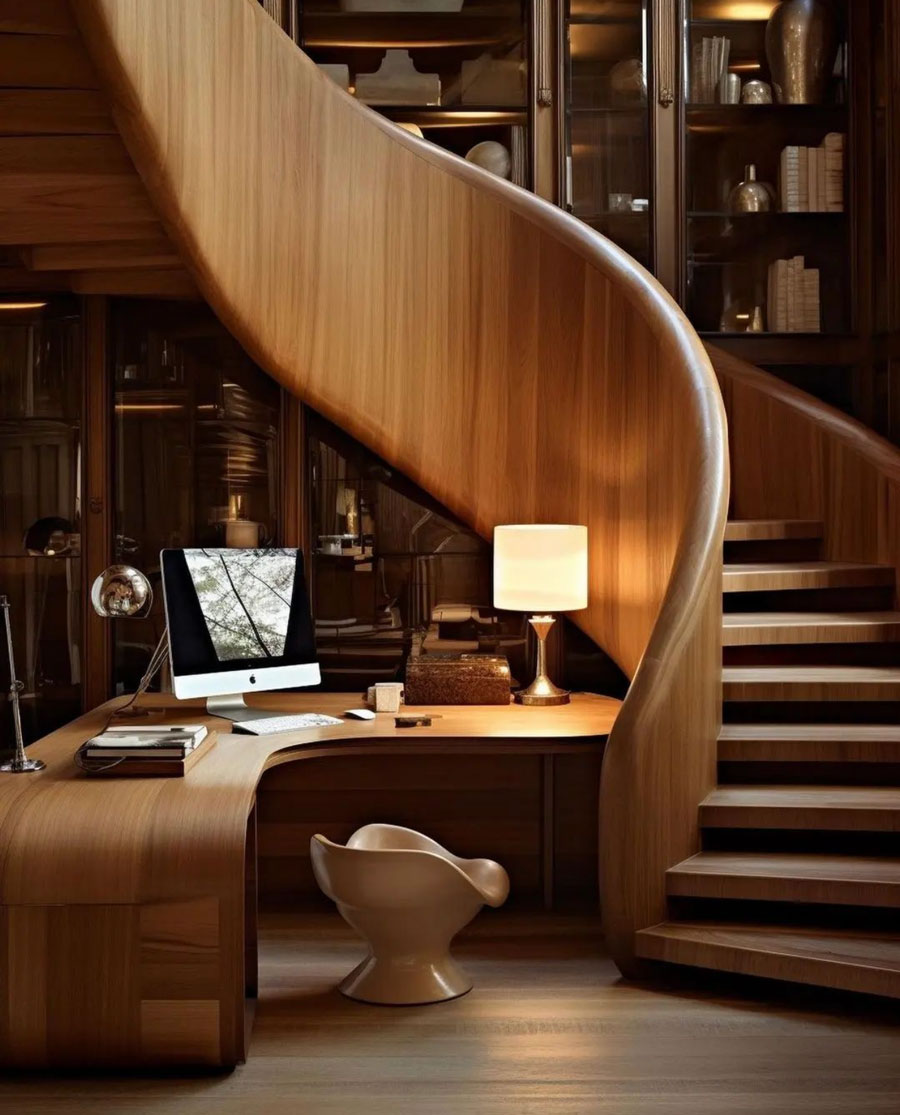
left=345, top=708, right=376, bottom=721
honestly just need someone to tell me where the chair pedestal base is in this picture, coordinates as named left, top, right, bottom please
left=339, top=952, right=473, bottom=1005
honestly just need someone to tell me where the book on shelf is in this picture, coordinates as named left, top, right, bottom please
left=779, top=136, right=845, bottom=212
left=824, top=132, right=845, bottom=212
left=766, top=255, right=821, bottom=333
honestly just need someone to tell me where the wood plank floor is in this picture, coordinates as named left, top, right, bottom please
left=2, top=911, right=900, bottom=1114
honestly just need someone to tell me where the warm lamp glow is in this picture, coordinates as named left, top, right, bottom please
left=0, top=301, right=48, bottom=311
left=493, top=524, right=588, bottom=614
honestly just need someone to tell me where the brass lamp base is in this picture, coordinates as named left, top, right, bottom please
left=514, top=615, right=570, bottom=707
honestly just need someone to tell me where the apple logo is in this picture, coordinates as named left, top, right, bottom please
left=249, top=675, right=257, bottom=685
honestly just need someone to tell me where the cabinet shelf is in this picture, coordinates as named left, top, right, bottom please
left=378, top=105, right=525, bottom=127
left=303, top=7, right=523, bottom=49
left=687, top=104, right=848, bottom=131
left=702, top=333, right=863, bottom=366
left=567, top=105, right=646, bottom=115
left=688, top=211, right=845, bottom=219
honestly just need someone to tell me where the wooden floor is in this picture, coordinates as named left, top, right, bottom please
left=3, top=911, right=900, bottom=1114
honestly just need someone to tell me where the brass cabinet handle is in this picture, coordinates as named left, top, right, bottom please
left=655, top=0, right=676, bottom=108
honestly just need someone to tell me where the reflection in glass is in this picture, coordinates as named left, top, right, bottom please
left=184, top=548, right=294, bottom=660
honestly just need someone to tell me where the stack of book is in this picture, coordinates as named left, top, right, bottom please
left=81, top=724, right=214, bottom=776
left=766, top=256, right=821, bottom=333
left=691, top=37, right=730, bottom=104
left=779, top=135, right=845, bottom=212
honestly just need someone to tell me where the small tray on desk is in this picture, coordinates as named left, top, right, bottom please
left=78, top=731, right=217, bottom=777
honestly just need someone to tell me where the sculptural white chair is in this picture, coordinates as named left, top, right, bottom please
left=310, top=823, right=510, bottom=1005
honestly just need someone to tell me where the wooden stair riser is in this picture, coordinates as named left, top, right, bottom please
left=719, top=725, right=900, bottom=765
left=667, top=853, right=900, bottom=908
left=724, top=521, right=824, bottom=543
left=700, top=787, right=900, bottom=832
left=719, top=761, right=900, bottom=789
left=723, top=668, right=900, bottom=703
left=723, top=612, right=900, bottom=649
left=635, top=922, right=900, bottom=999
left=724, top=563, right=896, bottom=594
left=723, top=644, right=900, bottom=668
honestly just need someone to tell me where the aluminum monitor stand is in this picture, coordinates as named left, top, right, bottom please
left=205, top=693, right=279, bottom=723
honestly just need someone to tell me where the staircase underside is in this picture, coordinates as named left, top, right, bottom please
left=638, top=518, right=900, bottom=999
left=0, top=8, right=198, bottom=298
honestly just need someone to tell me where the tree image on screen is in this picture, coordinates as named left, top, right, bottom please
left=183, top=549, right=295, bottom=661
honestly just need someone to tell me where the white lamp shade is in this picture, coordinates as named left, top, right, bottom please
left=493, top=524, right=588, bottom=613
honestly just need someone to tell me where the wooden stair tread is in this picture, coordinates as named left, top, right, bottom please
left=667, top=851, right=900, bottom=906
left=722, top=611, right=900, bottom=645
left=723, top=561, right=895, bottom=592
left=723, top=665, right=900, bottom=702
left=724, top=520, right=824, bottom=542
left=719, top=723, right=900, bottom=762
left=700, top=785, right=900, bottom=830
left=635, top=921, right=900, bottom=997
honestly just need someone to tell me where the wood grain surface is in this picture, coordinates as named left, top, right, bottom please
left=637, top=921, right=900, bottom=999
left=4, top=910, right=900, bottom=1114
left=0, top=691, right=616, bottom=1067
left=712, top=346, right=900, bottom=605
left=68, top=0, right=729, bottom=976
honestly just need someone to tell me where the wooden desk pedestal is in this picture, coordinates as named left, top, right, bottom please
left=0, top=692, right=617, bottom=1068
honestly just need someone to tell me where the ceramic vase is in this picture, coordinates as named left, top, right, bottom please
left=765, top=0, right=840, bottom=105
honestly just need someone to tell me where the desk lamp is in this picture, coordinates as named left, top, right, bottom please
left=91, top=565, right=168, bottom=719
left=493, top=524, right=588, bottom=706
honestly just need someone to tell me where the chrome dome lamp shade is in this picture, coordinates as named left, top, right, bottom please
left=90, top=564, right=154, bottom=619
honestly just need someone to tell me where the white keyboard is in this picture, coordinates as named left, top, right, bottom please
left=234, top=713, right=344, bottom=736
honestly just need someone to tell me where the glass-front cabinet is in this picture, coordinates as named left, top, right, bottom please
left=111, top=301, right=282, bottom=696
left=559, top=0, right=652, bottom=268
left=555, top=0, right=896, bottom=438
left=684, top=0, right=851, bottom=340
left=0, top=299, right=83, bottom=748
left=298, top=0, right=534, bottom=187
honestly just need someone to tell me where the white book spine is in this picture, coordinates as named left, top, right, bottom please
left=797, top=147, right=809, bottom=212
left=804, top=269, right=821, bottom=333
left=781, top=147, right=801, bottom=212
left=807, top=147, right=819, bottom=212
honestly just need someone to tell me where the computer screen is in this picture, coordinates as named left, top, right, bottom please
left=161, top=547, right=320, bottom=700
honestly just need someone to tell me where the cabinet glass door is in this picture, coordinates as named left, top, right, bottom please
left=0, top=298, right=83, bottom=747
left=298, top=0, right=532, bottom=188
left=561, top=0, right=651, bottom=268
left=684, top=0, right=851, bottom=340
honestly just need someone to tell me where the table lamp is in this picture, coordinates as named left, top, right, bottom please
left=493, top=524, right=588, bottom=706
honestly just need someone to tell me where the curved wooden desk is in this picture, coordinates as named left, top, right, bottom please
left=0, top=692, right=617, bottom=1068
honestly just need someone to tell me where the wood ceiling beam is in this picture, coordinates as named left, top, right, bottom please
left=25, top=238, right=182, bottom=272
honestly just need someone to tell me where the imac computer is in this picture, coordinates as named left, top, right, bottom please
left=160, top=547, right=320, bottom=722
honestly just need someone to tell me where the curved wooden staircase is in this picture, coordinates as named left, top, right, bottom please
left=3, top=0, right=899, bottom=1012
left=637, top=357, right=900, bottom=999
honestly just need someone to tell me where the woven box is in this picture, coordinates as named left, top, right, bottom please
left=405, top=654, right=511, bottom=706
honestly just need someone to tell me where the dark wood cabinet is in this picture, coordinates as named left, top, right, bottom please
left=555, top=0, right=900, bottom=442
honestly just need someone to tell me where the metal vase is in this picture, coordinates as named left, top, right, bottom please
left=765, top=0, right=840, bottom=105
